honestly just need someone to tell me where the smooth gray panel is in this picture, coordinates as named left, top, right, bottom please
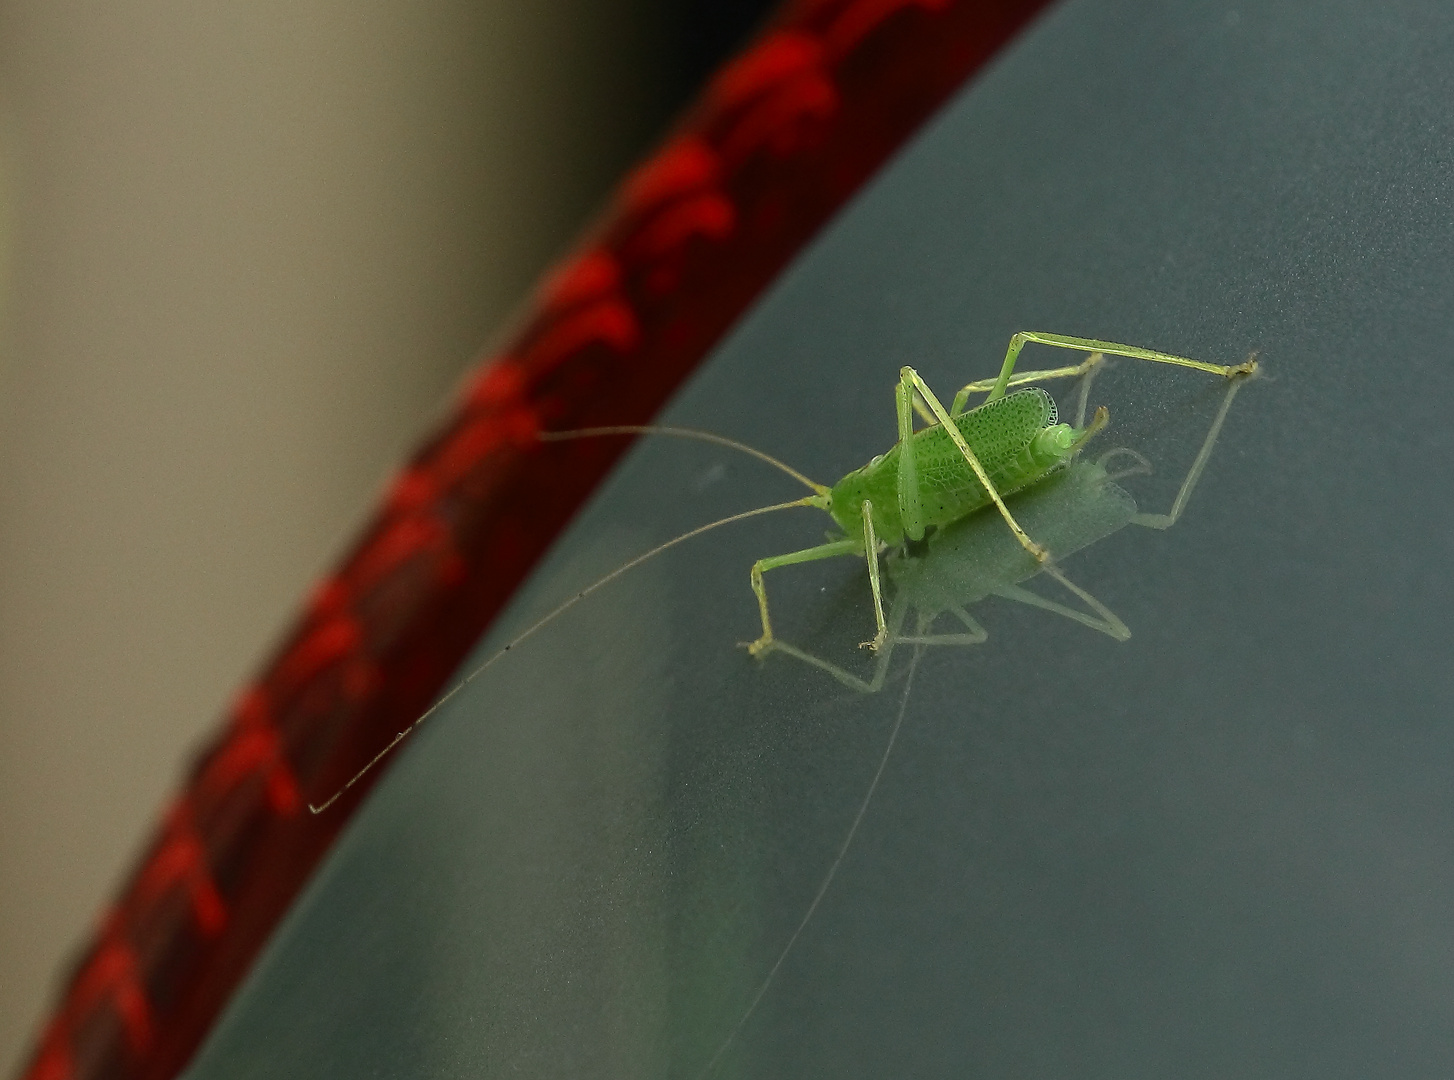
left=187, top=1, right=1454, bottom=1077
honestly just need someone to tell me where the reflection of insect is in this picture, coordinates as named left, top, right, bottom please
left=310, top=332, right=1255, bottom=812
left=742, top=331, right=1255, bottom=656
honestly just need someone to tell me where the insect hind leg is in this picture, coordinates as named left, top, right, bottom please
left=898, top=366, right=1049, bottom=564
left=748, top=537, right=862, bottom=657
left=980, top=331, right=1257, bottom=405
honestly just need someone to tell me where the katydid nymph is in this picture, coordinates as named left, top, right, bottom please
left=760, top=334, right=1257, bottom=688
left=738, top=330, right=1254, bottom=657
left=308, top=331, right=1255, bottom=813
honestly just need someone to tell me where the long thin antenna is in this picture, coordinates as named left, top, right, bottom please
left=696, top=644, right=925, bottom=1080
left=308, top=494, right=823, bottom=814
left=540, top=425, right=829, bottom=495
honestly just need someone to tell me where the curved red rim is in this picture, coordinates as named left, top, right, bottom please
left=19, top=3, right=1054, bottom=1078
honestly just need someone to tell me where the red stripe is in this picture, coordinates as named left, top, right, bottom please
left=17, top=4, right=1054, bottom=1078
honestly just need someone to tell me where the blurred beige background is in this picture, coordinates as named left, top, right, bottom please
left=0, top=0, right=756, bottom=1072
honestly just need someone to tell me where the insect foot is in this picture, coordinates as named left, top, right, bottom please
left=860, top=629, right=889, bottom=652
left=743, top=636, right=777, bottom=659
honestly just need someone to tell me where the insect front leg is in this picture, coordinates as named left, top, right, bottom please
left=748, top=499, right=891, bottom=657
left=748, top=537, right=862, bottom=657
left=899, top=367, right=1049, bottom=563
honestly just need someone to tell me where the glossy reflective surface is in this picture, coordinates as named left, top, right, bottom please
left=188, top=0, right=1454, bottom=1076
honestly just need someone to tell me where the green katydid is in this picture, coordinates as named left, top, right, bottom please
left=739, top=331, right=1255, bottom=657
left=768, top=392, right=1245, bottom=694
left=308, top=331, right=1255, bottom=813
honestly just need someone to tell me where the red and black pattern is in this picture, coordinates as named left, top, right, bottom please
left=18, top=3, right=1052, bottom=1078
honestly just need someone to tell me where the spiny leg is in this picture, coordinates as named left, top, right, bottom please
left=899, top=366, right=1049, bottom=563
left=748, top=537, right=862, bottom=657
left=1131, top=364, right=1251, bottom=529
left=992, top=563, right=1130, bottom=640
left=979, top=331, right=1258, bottom=404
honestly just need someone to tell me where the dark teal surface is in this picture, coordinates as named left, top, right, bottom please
left=187, top=0, right=1454, bottom=1076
